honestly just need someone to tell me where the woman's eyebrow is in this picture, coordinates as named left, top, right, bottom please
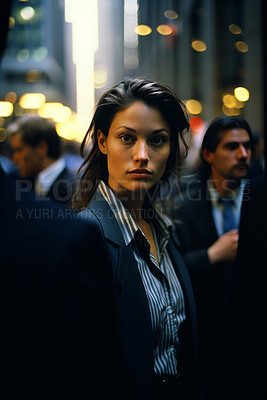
left=115, top=126, right=169, bottom=134
left=116, top=126, right=136, bottom=132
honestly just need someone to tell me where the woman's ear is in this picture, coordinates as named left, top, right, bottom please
left=97, top=130, right=108, bottom=154
left=202, top=148, right=214, bottom=164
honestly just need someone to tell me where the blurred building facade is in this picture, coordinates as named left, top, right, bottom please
left=0, top=0, right=264, bottom=147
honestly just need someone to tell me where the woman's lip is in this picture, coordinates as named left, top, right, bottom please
left=128, top=170, right=152, bottom=178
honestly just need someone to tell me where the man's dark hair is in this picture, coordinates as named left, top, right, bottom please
left=199, top=115, right=254, bottom=178
left=11, top=115, right=61, bottom=159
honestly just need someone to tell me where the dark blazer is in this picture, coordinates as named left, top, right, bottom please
left=0, top=167, right=116, bottom=400
left=78, top=190, right=198, bottom=399
left=229, top=174, right=266, bottom=400
left=171, top=177, right=263, bottom=400
left=46, top=166, right=76, bottom=207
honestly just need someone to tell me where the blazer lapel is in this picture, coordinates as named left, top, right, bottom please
left=88, top=191, right=154, bottom=391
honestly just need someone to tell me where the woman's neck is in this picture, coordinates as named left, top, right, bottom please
left=117, top=191, right=146, bottom=225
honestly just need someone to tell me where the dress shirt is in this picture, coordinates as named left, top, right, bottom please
left=35, top=158, right=66, bottom=196
left=98, top=180, right=186, bottom=377
left=208, top=179, right=246, bottom=236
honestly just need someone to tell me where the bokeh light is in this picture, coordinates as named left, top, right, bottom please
left=164, top=10, right=178, bottom=20
left=186, top=99, right=202, bottom=115
left=19, top=93, right=46, bottom=109
left=135, top=25, right=152, bottom=36
left=0, top=102, right=13, bottom=117
left=229, top=24, right=242, bottom=34
left=156, top=25, right=172, bottom=35
left=235, top=41, right=248, bottom=53
left=5, top=92, right=17, bottom=104
left=234, top=87, right=250, bottom=101
left=191, top=40, right=207, bottom=52
left=20, top=6, right=35, bottom=21
left=190, top=116, right=205, bottom=131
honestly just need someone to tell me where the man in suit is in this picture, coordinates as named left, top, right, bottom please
left=9, top=115, right=76, bottom=207
left=0, top=165, right=120, bottom=400
left=170, top=115, right=254, bottom=400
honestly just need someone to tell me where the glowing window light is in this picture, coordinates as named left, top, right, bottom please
left=20, top=6, right=35, bottom=21
left=164, top=10, right=178, bottom=20
left=124, top=0, right=139, bottom=69
left=19, top=93, right=46, bottom=109
left=191, top=40, right=206, bottom=52
left=156, top=24, right=172, bottom=35
left=124, top=0, right=138, bottom=48
left=53, top=106, right=72, bottom=123
left=185, top=99, right=202, bottom=115
left=234, top=87, right=250, bottom=102
left=38, top=103, right=63, bottom=118
left=229, top=24, right=242, bottom=34
left=65, top=0, right=98, bottom=128
left=0, top=102, right=13, bottom=117
left=235, top=41, right=248, bottom=53
left=135, top=25, right=152, bottom=36
left=5, top=92, right=17, bottom=104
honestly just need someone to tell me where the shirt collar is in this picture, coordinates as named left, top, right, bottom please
left=208, top=178, right=246, bottom=207
left=97, top=180, right=173, bottom=246
left=35, top=158, right=66, bottom=195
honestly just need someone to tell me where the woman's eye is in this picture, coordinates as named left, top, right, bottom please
left=120, top=134, right=135, bottom=143
left=150, top=136, right=168, bottom=145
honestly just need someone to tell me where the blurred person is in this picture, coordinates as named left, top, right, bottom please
left=0, top=162, right=118, bottom=400
left=170, top=115, right=254, bottom=400
left=73, top=77, right=198, bottom=400
left=9, top=115, right=76, bottom=207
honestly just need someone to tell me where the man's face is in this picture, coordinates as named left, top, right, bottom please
left=204, top=128, right=252, bottom=182
left=11, top=133, right=43, bottom=178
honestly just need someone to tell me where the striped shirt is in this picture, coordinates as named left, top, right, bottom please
left=98, top=181, right=186, bottom=377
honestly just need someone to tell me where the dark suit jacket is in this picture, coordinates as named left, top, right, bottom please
left=78, top=190, right=198, bottom=399
left=0, top=167, right=118, bottom=400
left=229, top=175, right=266, bottom=400
left=171, top=177, right=263, bottom=399
left=46, top=166, right=76, bottom=207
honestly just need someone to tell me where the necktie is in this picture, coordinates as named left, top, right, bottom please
left=219, top=198, right=236, bottom=233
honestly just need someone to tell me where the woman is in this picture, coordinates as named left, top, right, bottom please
left=73, top=77, right=197, bottom=400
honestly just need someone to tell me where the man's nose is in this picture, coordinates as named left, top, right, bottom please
left=133, top=141, right=149, bottom=162
left=238, top=144, right=248, bottom=158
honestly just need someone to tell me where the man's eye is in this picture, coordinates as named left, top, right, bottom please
left=120, top=134, right=135, bottom=144
left=150, top=136, right=167, bottom=145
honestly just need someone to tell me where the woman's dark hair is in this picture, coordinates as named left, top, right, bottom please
left=73, top=77, right=190, bottom=210
left=199, top=115, right=254, bottom=178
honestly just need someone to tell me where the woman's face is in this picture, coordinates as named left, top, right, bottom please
left=97, top=101, right=171, bottom=197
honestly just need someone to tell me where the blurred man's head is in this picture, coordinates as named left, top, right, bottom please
left=10, top=115, right=61, bottom=178
left=200, top=115, right=253, bottom=184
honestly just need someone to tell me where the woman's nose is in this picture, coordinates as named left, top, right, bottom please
left=133, top=141, right=149, bottom=162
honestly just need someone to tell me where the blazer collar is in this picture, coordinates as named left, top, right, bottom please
left=88, top=190, right=126, bottom=247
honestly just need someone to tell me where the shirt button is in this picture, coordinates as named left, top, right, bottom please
left=166, top=306, right=173, bottom=314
